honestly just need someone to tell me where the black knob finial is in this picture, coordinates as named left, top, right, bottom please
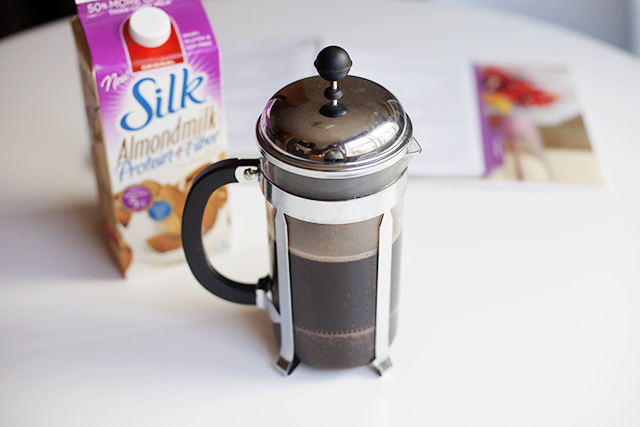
left=314, top=46, right=352, bottom=82
left=314, top=46, right=352, bottom=118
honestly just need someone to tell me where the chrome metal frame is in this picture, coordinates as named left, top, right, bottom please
left=371, top=210, right=393, bottom=375
left=254, top=168, right=407, bottom=376
left=273, top=211, right=297, bottom=374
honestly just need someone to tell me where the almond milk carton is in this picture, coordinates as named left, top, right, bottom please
left=72, top=0, right=229, bottom=276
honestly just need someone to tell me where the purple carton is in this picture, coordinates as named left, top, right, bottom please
left=72, top=0, right=228, bottom=276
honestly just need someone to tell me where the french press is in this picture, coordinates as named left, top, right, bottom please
left=181, top=46, right=420, bottom=375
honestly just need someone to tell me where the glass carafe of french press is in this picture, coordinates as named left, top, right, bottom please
left=181, top=46, right=420, bottom=375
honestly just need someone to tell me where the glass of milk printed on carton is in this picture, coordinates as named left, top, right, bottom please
left=72, top=0, right=229, bottom=276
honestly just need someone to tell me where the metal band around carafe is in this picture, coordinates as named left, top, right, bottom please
left=260, top=172, right=408, bottom=224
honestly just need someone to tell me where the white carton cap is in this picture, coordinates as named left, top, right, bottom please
left=128, top=7, right=171, bottom=48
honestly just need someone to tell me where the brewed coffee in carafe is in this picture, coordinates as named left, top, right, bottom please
left=265, top=202, right=405, bottom=369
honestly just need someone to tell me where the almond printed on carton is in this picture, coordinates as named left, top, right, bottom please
left=72, top=0, right=229, bottom=276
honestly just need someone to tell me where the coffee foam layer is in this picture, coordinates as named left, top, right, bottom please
left=264, top=201, right=404, bottom=262
left=288, top=245, right=380, bottom=264
left=286, top=213, right=402, bottom=263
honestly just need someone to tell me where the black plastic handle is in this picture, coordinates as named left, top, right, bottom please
left=182, top=158, right=262, bottom=305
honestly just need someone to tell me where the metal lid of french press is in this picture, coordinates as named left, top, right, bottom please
left=256, top=46, right=413, bottom=178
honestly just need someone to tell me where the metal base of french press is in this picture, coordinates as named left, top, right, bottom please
left=275, top=355, right=300, bottom=376
left=370, top=357, right=393, bottom=376
left=256, top=288, right=298, bottom=376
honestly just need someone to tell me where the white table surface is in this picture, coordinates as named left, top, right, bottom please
left=2, top=0, right=640, bottom=426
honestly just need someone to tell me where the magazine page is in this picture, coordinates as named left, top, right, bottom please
left=220, top=43, right=603, bottom=186
left=477, top=63, right=603, bottom=186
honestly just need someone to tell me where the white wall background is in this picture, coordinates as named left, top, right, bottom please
left=434, top=0, right=640, bottom=55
